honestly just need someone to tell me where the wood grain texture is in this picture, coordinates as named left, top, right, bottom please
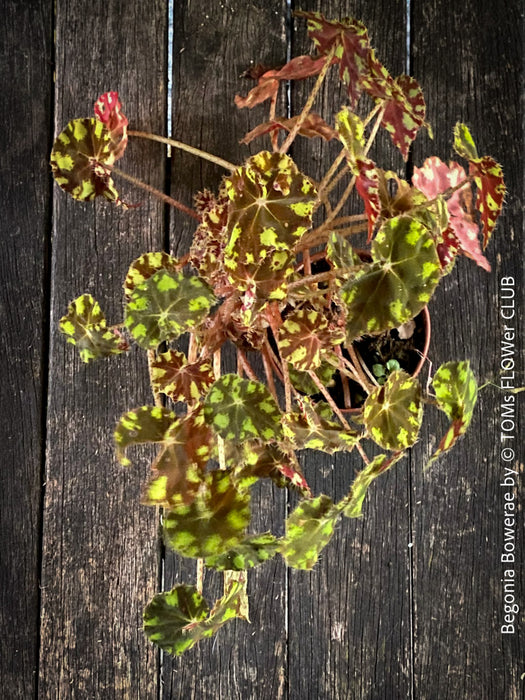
left=287, top=2, right=413, bottom=698
left=0, top=2, right=53, bottom=697
left=40, top=1, right=167, bottom=696
left=162, top=2, right=289, bottom=698
left=410, top=2, right=524, bottom=698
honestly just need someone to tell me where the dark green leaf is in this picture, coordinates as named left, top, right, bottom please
left=341, top=215, right=440, bottom=340
left=204, top=374, right=283, bottom=442
left=363, top=370, right=422, bottom=450
left=124, top=269, right=216, bottom=349
left=280, top=494, right=340, bottom=569
left=428, top=361, right=478, bottom=465
left=143, top=584, right=210, bottom=656
left=163, top=470, right=251, bottom=558
left=205, top=533, right=279, bottom=571
left=144, top=580, right=248, bottom=656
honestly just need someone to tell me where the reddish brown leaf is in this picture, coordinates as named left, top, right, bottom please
left=235, top=55, right=328, bottom=110
left=150, top=350, right=215, bottom=405
left=469, top=157, right=505, bottom=249
left=240, top=113, right=337, bottom=145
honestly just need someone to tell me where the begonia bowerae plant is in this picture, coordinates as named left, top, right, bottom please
left=51, top=11, right=505, bottom=656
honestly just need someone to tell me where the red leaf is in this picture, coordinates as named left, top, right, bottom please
left=240, top=113, right=337, bottom=145
left=355, top=158, right=381, bottom=242
left=412, top=156, right=490, bottom=271
left=469, top=156, right=505, bottom=249
left=94, top=91, right=128, bottom=160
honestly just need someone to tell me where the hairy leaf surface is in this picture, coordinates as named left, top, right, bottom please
left=341, top=452, right=404, bottom=517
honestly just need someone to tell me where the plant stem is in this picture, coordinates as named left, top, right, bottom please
left=307, top=370, right=353, bottom=431
left=128, top=130, right=236, bottom=171
left=317, top=149, right=347, bottom=201
left=347, top=344, right=375, bottom=393
left=280, top=48, right=336, bottom=155
left=261, top=344, right=279, bottom=404
left=237, top=348, right=259, bottom=382
left=112, top=166, right=200, bottom=220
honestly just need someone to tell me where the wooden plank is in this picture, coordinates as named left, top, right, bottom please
left=410, top=1, right=523, bottom=698
left=40, top=1, right=167, bottom=696
left=161, top=1, right=290, bottom=697
left=0, top=2, right=53, bottom=697
left=286, top=2, right=413, bottom=698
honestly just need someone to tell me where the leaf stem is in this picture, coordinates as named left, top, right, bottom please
left=112, top=166, right=200, bottom=220
left=128, top=130, right=236, bottom=171
left=307, top=370, right=353, bottom=431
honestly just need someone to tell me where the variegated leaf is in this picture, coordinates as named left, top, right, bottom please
left=114, top=405, right=212, bottom=507
left=341, top=452, right=404, bottom=517
left=124, top=269, right=216, bottom=349
left=280, top=494, right=340, bottom=570
left=51, top=118, right=124, bottom=204
left=283, top=398, right=360, bottom=454
left=93, top=91, right=128, bottom=160
left=204, top=374, right=283, bottom=443
left=124, top=252, right=182, bottom=301
left=163, top=470, right=251, bottom=558
left=278, top=307, right=344, bottom=371
left=150, top=350, right=214, bottom=405
left=223, top=151, right=317, bottom=267
left=59, top=294, right=129, bottom=363
left=143, top=579, right=246, bottom=656
left=363, top=370, right=422, bottom=450
left=241, top=113, right=337, bottom=145
left=296, top=11, right=371, bottom=107
left=341, top=215, right=440, bottom=340
left=427, top=361, right=478, bottom=465
left=412, top=156, right=490, bottom=271
left=114, top=405, right=176, bottom=466
left=205, top=533, right=279, bottom=571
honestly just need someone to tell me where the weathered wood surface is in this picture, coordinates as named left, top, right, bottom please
left=0, top=0, right=522, bottom=698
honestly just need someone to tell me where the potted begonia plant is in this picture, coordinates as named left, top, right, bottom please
left=50, top=11, right=505, bottom=656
